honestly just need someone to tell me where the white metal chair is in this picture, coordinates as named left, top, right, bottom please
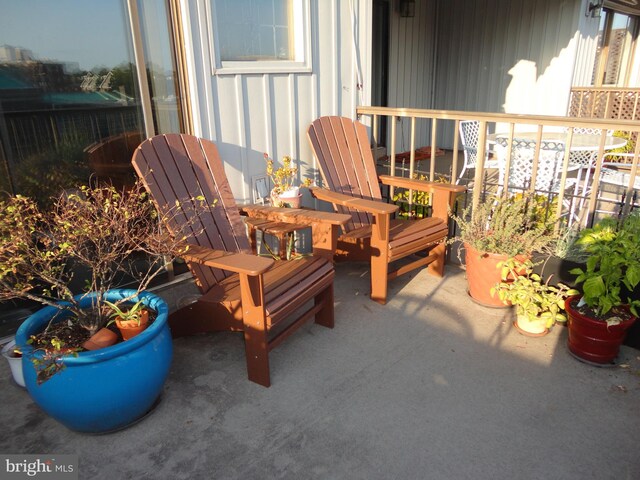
left=495, top=138, right=580, bottom=221
left=457, top=120, right=502, bottom=185
left=595, top=153, right=640, bottom=218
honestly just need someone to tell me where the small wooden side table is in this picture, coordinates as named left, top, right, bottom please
left=244, top=217, right=309, bottom=259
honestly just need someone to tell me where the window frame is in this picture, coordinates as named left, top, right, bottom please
left=207, top=0, right=312, bottom=75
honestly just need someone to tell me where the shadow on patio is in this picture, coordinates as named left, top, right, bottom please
left=1, top=262, right=639, bottom=479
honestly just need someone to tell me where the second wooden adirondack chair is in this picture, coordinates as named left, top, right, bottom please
left=132, top=134, right=338, bottom=387
left=307, top=116, right=466, bottom=305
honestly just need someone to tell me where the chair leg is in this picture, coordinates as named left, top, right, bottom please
left=427, top=242, right=446, bottom=277
left=314, top=283, right=334, bottom=328
left=370, top=253, right=389, bottom=305
left=243, top=324, right=271, bottom=387
left=248, top=226, right=258, bottom=255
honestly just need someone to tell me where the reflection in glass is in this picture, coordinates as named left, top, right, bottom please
left=0, top=0, right=151, bottom=336
left=0, top=0, right=145, bottom=205
left=138, top=0, right=183, bottom=133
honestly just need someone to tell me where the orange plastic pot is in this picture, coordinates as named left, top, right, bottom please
left=464, top=243, right=528, bottom=308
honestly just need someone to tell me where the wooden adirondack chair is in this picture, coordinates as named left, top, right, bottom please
left=132, top=134, right=337, bottom=387
left=307, top=116, right=466, bottom=305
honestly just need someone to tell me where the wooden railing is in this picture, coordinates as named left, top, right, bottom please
left=569, top=87, right=640, bottom=121
left=355, top=106, right=640, bottom=226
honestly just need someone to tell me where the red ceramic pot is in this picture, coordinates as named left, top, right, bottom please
left=565, top=295, right=637, bottom=364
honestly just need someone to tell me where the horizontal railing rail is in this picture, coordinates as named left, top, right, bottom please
left=356, top=106, right=640, bottom=227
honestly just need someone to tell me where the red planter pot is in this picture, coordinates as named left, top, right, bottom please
left=565, top=295, right=637, bottom=364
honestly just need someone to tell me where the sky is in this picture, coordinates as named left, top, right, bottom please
left=0, top=0, right=132, bottom=70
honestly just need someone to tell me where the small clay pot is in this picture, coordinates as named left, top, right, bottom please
left=83, top=328, right=118, bottom=351
left=115, top=309, right=150, bottom=340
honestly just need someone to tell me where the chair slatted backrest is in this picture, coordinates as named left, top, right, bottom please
left=308, top=116, right=381, bottom=232
left=132, top=134, right=250, bottom=293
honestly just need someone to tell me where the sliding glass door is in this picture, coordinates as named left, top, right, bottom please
left=0, top=0, right=184, bottom=336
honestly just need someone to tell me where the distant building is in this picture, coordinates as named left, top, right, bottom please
left=0, top=44, right=34, bottom=62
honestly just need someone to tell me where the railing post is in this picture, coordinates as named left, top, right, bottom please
left=389, top=116, right=397, bottom=202
left=408, top=117, right=416, bottom=209
left=472, top=121, right=488, bottom=212
left=430, top=119, right=437, bottom=182
left=621, top=142, right=640, bottom=219
left=585, top=131, right=609, bottom=225
left=452, top=119, right=460, bottom=184
left=556, top=129, right=575, bottom=227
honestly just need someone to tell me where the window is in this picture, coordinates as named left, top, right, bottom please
left=211, top=0, right=311, bottom=74
left=592, top=9, right=639, bottom=86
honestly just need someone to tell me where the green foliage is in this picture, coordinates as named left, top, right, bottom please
left=606, top=130, right=636, bottom=162
left=492, top=258, right=578, bottom=328
left=570, top=212, right=640, bottom=317
left=450, top=195, right=556, bottom=257
left=392, top=173, right=448, bottom=219
left=0, top=179, right=204, bottom=336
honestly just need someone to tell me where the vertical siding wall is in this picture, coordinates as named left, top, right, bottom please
left=432, top=0, right=582, bottom=148
left=386, top=0, right=437, bottom=152
left=572, top=2, right=600, bottom=87
left=185, top=0, right=371, bottom=202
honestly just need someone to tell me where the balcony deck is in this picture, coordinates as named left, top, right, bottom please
left=1, top=263, right=639, bottom=479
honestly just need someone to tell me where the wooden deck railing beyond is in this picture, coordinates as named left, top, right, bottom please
left=355, top=106, right=640, bottom=226
left=569, top=87, right=640, bottom=121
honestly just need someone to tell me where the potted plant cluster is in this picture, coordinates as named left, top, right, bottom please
left=0, top=180, right=200, bottom=432
left=492, top=258, right=578, bottom=336
left=450, top=195, right=555, bottom=307
left=265, top=153, right=312, bottom=208
left=565, top=213, right=640, bottom=364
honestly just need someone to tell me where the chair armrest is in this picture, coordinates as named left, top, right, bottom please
left=180, top=244, right=274, bottom=276
left=379, top=175, right=467, bottom=194
left=240, top=204, right=351, bottom=226
left=309, top=187, right=399, bottom=215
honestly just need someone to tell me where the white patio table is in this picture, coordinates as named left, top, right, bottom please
left=486, top=131, right=627, bottom=195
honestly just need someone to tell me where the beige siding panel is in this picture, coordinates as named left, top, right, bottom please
left=185, top=0, right=371, bottom=203
left=387, top=0, right=437, bottom=152
left=572, top=7, right=601, bottom=87
left=433, top=0, right=582, bottom=148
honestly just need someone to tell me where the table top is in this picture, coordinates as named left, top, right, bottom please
left=487, top=132, right=627, bottom=151
left=240, top=204, right=351, bottom=226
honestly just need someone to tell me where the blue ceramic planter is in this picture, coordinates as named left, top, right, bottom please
left=15, top=289, right=172, bottom=433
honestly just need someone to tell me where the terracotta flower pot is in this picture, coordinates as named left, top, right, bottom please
left=271, top=191, right=302, bottom=208
left=82, top=328, right=118, bottom=351
left=565, top=295, right=637, bottom=364
left=464, top=243, right=527, bottom=308
left=115, top=309, right=150, bottom=340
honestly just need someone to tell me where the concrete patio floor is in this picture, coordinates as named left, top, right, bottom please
left=1, top=262, right=639, bottom=479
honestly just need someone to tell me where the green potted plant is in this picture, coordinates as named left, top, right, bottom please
left=492, top=258, right=578, bottom=336
left=104, top=298, right=149, bottom=340
left=265, top=153, right=312, bottom=208
left=450, top=195, right=555, bottom=307
left=0, top=179, right=202, bottom=432
left=566, top=212, right=640, bottom=364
